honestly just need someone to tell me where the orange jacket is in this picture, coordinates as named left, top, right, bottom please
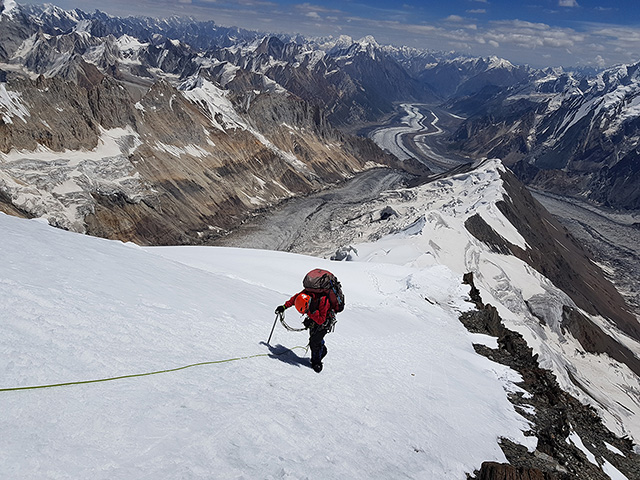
left=284, top=291, right=330, bottom=325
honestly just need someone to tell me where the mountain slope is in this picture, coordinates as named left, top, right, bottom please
left=448, top=64, right=640, bottom=210
left=2, top=154, right=639, bottom=478
left=220, top=158, right=640, bottom=447
left=1, top=4, right=412, bottom=244
left=0, top=211, right=535, bottom=479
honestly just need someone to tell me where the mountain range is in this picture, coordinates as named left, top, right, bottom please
left=1, top=1, right=640, bottom=478
left=446, top=64, right=640, bottom=210
left=3, top=1, right=639, bottom=228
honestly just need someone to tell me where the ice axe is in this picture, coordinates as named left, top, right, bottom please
left=267, top=310, right=306, bottom=344
left=267, top=311, right=282, bottom=345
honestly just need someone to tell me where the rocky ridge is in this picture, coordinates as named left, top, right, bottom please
left=213, top=157, right=640, bottom=448
left=461, top=273, right=639, bottom=480
left=211, top=156, right=640, bottom=475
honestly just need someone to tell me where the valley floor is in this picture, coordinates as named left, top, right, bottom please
left=367, top=103, right=472, bottom=174
left=532, top=190, right=640, bottom=318
left=210, top=167, right=413, bottom=253
left=365, top=101, right=640, bottom=320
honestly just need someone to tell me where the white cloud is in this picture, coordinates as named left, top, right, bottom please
left=558, top=0, right=579, bottom=7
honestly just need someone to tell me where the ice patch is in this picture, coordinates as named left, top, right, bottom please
left=0, top=127, right=147, bottom=231
left=0, top=83, right=30, bottom=124
left=567, top=430, right=598, bottom=465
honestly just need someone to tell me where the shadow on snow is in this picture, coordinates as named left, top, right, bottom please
left=260, top=342, right=311, bottom=369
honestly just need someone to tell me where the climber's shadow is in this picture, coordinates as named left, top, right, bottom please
left=260, top=342, right=310, bottom=369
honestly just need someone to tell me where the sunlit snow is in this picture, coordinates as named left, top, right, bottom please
left=0, top=212, right=536, bottom=479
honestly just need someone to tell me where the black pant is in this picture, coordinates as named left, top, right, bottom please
left=309, top=323, right=328, bottom=364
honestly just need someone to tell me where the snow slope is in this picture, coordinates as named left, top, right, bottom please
left=315, top=159, right=640, bottom=443
left=0, top=212, right=535, bottom=479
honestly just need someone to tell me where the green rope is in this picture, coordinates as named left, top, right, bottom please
left=0, top=346, right=307, bottom=393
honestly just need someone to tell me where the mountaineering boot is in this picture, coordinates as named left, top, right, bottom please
left=311, top=348, right=325, bottom=373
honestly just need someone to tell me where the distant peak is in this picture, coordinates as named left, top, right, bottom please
left=336, top=34, right=353, bottom=44
left=1, top=0, right=17, bottom=18
left=357, top=35, right=379, bottom=47
left=487, top=56, right=515, bottom=70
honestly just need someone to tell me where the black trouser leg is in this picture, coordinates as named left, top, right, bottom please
left=309, top=324, right=327, bottom=365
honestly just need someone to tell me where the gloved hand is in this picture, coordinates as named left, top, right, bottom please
left=303, top=318, right=314, bottom=329
left=275, top=305, right=285, bottom=314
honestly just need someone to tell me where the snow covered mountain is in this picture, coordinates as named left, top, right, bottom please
left=387, top=47, right=533, bottom=99
left=1, top=2, right=422, bottom=244
left=2, top=4, right=639, bottom=476
left=228, top=158, right=640, bottom=448
left=0, top=2, right=557, bottom=245
left=1, top=158, right=639, bottom=479
left=200, top=34, right=437, bottom=127
left=0, top=210, right=534, bottom=479
left=448, top=63, right=640, bottom=210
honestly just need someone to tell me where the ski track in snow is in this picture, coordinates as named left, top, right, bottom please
left=0, top=212, right=537, bottom=479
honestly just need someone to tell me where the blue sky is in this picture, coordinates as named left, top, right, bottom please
left=16, top=0, right=640, bottom=68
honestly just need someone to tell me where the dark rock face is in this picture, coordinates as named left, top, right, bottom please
left=588, top=150, right=640, bottom=210
left=461, top=274, right=640, bottom=480
left=472, top=462, right=556, bottom=480
left=87, top=76, right=140, bottom=129
left=561, top=306, right=640, bottom=377
left=0, top=74, right=101, bottom=153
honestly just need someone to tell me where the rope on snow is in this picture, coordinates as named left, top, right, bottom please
left=0, top=345, right=307, bottom=393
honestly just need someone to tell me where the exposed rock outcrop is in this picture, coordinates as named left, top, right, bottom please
left=0, top=74, right=100, bottom=153
left=461, top=273, right=640, bottom=480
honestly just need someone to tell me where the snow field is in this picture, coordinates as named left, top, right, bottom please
left=338, top=159, right=640, bottom=443
left=0, top=213, right=537, bottom=478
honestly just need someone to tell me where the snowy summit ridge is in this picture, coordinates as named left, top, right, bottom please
left=1, top=158, right=638, bottom=478
left=322, top=159, right=640, bottom=444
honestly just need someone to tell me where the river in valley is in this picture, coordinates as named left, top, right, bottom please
left=368, top=103, right=472, bottom=173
